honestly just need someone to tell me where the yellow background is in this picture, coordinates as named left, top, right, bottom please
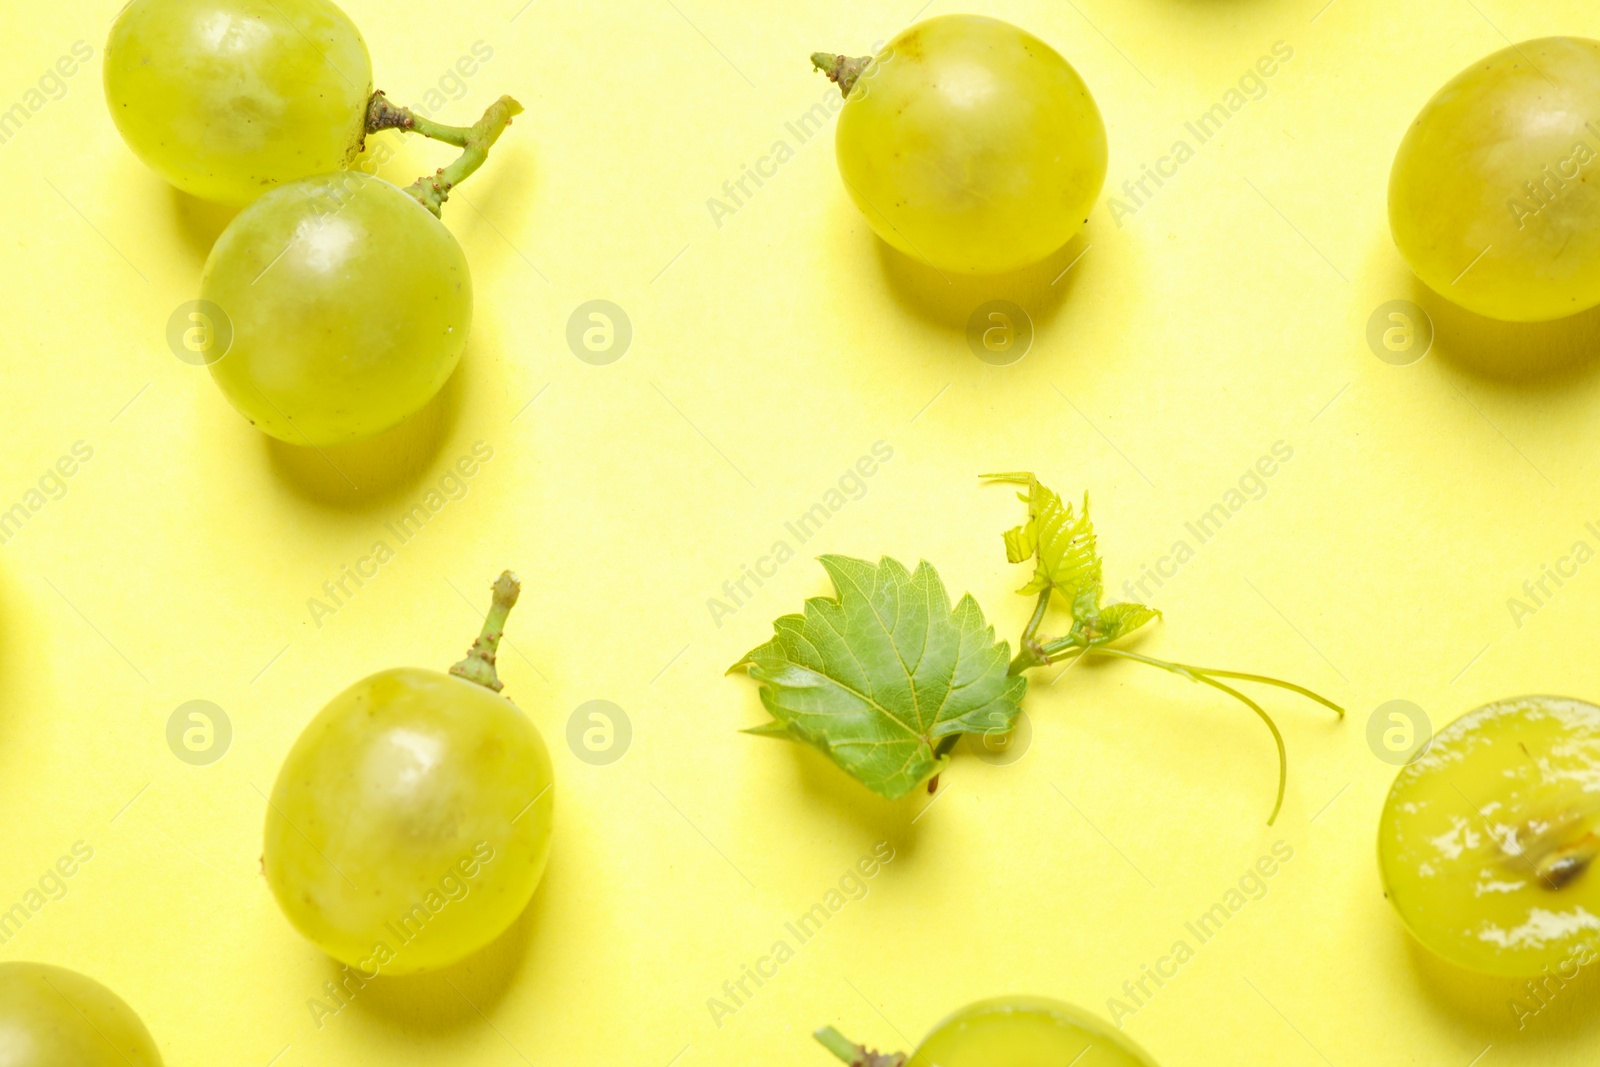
left=3, top=0, right=1600, bottom=1063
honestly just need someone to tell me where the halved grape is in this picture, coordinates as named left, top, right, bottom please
left=819, top=997, right=1158, bottom=1066
left=1378, top=695, right=1600, bottom=975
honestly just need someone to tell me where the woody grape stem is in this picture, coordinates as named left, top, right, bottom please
left=813, top=1026, right=907, bottom=1067
left=364, top=91, right=524, bottom=217
left=812, top=52, right=873, bottom=97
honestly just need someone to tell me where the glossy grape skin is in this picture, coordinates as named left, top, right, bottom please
left=0, top=962, right=162, bottom=1066
left=1378, top=696, right=1600, bottom=976
left=201, top=172, right=472, bottom=446
left=832, top=15, right=1107, bottom=275
left=909, top=998, right=1158, bottom=1067
left=264, top=667, right=554, bottom=974
left=1389, top=38, right=1600, bottom=322
left=105, top=0, right=372, bottom=204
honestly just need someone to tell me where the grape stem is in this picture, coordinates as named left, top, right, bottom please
left=812, top=53, right=873, bottom=97
left=1005, top=631, right=1341, bottom=824
left=450, top=571, right=521, bottom=693
left=365, top=92, right=524, bottom=217
left=813, top=1026, right=907, bottom=1066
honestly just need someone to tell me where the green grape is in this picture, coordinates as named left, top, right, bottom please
left=263, top=573, right=554, bottom=974
left=0, top=962, right=162, bottom=1066
left=1389, top=38, right=1600, bottom=322
left=105, top=0, right=373, bottom=204
left=818, top=997, right=1158, bottom=1067
left=200, top=171, right=471, bottom=446
left=1378, top=695, right=1600, bottom=976
left=910, top=998, right=1158, bottom=1066
left=819, top=15, right=1107, bottom=275
left=198, top=93, right=520, bottom=446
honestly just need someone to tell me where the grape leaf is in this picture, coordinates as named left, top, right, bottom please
left=985, top=472, right=1101, bottom=621
left=985, top=472, right=1163, bottom=649
left=730, top=555, right=1027, bottom=799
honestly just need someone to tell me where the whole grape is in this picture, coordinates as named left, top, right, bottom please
left=0, top=962, right=163, bottom=1066
left=1379, top=695, right=1600, bottom=976
left=201, top=171, right=471, bottom=446
left=1390, top=38, right=1600, bottom=322
left=263, top=573, right=554, bottom=974
left=105, top=0, right=373, bottom=204
left=822, top=15, right=1107, bottom=275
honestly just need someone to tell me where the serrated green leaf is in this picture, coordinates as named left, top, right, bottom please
left=984, top=473, right=1102, bottom=621
left=731, top=556, right=1028, bottom=799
